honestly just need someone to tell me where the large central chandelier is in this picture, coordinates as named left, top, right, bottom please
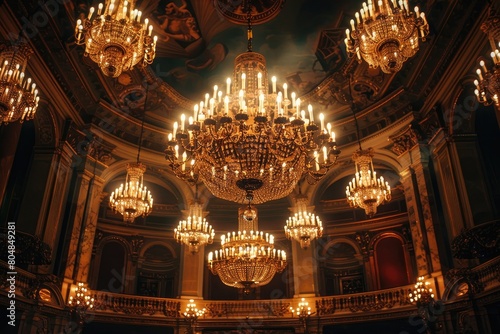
left=75, top=0, right=157, bottom=77
left=0, top=41, right=40, bottom=124
left=284, top=194, right=323, bottom=249
left=474, top=6, right=500, bottom=107
left=207, top=206, right=287, bottom=294
left=165, top=10, right=340, bottom=204
left=345, top=0, right=429, bottom=73
left=174, top=201, right=215, bottom=254
left=109, top=84, right=153, bottom=222
left=345, top=148, right=391, bottom=217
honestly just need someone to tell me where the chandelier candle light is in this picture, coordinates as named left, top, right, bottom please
left=345, top=0, right=429, bottom=73
left=284, top=195, right=323, bottom=249
left=165, top=9, right=340, bottom=204
left=409, top=276, right=435, bottom=307
left=75, top=0, right=157, bottom=77
left=174, top=202, right=215, bottom=254
left=207, top=206, right=287, bottom=294
left=0, top=41, right=40, bottom=124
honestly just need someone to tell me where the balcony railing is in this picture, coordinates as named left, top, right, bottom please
left=315, top=287, right=414, bottom=315
left=2, top=256, right=499, bottom=323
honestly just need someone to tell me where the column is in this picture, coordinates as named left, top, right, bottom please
left=178, top=245, right=205, bottom=298
left=35, top=142, right=75, bottom=274
left=400, top=167, right=428, bottom=276
left=61, top=154, right=106, bottom=299
left=291, top=241, right=319, bottom=297
left=123, top=235, right=144, bottom=294
left=0, top=122, right=22, bottom=207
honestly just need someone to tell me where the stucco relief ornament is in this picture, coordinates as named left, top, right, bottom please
left=213, top=0, right=286, bottom=25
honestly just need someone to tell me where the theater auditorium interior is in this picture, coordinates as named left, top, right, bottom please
left=0, top=0, right=499, bottom=333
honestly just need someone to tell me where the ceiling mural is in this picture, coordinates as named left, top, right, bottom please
left=137, top=0, right=348, bottom=105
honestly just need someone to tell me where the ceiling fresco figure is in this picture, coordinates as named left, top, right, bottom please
left=140, top=1, right=349, bottom=109
left=156, top=1, right=199, bottom=44
left=139, top=0, right=235, bottom=98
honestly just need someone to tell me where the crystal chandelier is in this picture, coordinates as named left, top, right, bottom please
left=284, top=194, right=323, bottom=249
left=109, top=85, right=153, bottom=222
left=474, top=6, right=500, bottom=107
left=207, top=206, right=287, bottom=294
left=346, top=148, right=391, bottom=217
left=345, top=0, right=429, bottom=73
left=109, top=162, right=153, bottom=222
left=75, top=0, right=157, bottom=78
left=174, top=200, right=215, bottom=254
left=165, top=8, right=340, bottom=205
left=0, top=41, right=40, bottom=124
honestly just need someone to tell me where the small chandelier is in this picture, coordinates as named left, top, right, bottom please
left=409, top=276, right=435, bottom=307
left=0, top=41, right=40, bottom=124
left=284, top=193, right=323, bottom=249
left=207, top=206, right=287, bottom=295
left=69, top=282, right=94, bottom=310
left=75, top=0, right=157, bottom=78
left=109, top=84, right=153, bottom=222
left=346, top=148, right=391, bottom=217
left=474, top=6, right=500, bottom=107
left=110, top=162, right=153, bottom=222
left=165, top=7, right=340, bottom=204
left=68, top=282, right=95, bottom=326
left=174, top=200, right=215, bottom=254
left=290, top=298, right=314, bottom=331
left=345, top=0, right=429, bottom=73
left=183, top=299, right=205, bottom=334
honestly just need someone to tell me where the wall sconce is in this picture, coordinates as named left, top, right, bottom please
left=290, top=297, right=314, bottom=332
left=409, top=276, right=436, bottom=333
left=183, top=299, right=205, bottom=334
left=68, top=282, right=94, bottom=329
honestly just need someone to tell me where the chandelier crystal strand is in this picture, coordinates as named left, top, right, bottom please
left=474, top=6, right=500, bottom=107
left=165, top=12, right=340, bottom=204
left=75, top=0, right=157, bottom=77
left=174, top=201, right=215, bottom=254
left=346, top=148, right=391, bottom=217
left=0, top=41, right=40, bottom=124
left=207, top=206, right=287, bottom=294
left=345, top=0, right=429, bottom=74
left=284, top=195, right=323, bottom=249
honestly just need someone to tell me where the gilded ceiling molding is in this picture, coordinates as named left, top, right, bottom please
left=389, top=124, right=423, bottom=157
left=65, top=123, right=115, bottom=166
left=93, top=100, right=167, bottom=153
left=213, top=0, right=286, bottom=25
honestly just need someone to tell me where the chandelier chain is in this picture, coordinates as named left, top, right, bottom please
left=136, top=82, right=149, bottom=164
left=246, top=1, right=253, bottom=52
left=349, top=76, right=363, bottom=151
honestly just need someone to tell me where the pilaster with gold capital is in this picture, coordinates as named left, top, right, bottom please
left=291, top=241, right=319, bottom=297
